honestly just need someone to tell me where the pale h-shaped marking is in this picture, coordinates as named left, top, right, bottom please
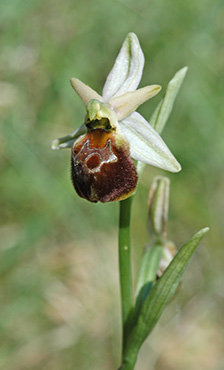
left=75, top=139, right=118, bottom=174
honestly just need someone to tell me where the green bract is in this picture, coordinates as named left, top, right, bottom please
left=52, top=33, right=181, bottom=173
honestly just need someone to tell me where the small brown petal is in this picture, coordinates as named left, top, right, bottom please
left=71, top=129, right=138, bottom=203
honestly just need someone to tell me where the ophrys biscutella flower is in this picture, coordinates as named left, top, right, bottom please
left=52, top=33, right=181, bottom=203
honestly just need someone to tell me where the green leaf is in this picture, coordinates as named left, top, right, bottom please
left=123, top=227, right=209, bottom=364
left=149, top=67, right=188, bottom=134
left=134, top=245, right=163, bottom=321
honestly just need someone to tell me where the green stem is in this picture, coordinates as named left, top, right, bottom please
left=118, top=196, right=133, bottom=354
left=117, top=355, right=138, bottom=370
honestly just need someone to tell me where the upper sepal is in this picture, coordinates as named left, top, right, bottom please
left=102, top=33, right=144, bottom=101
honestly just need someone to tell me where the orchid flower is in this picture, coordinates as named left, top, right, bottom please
left=52, top=33, right=181, bottom=203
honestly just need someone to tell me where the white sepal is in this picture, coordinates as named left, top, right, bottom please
left=119, top=112, right=181, bottom=173
left=102, top=33, right=144, bottom=101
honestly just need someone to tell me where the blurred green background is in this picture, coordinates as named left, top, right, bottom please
left=1, top=0, right=224, bottom=369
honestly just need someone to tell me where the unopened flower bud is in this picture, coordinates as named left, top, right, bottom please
left=148, top=176, right=170, bottom=244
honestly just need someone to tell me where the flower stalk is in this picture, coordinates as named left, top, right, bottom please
left=118, top=196, right=133, bottom=353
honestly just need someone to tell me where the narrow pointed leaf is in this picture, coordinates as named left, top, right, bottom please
left=123, top=227, right=209, bottom=364
left=109, top=85, right=161, bottom=121
left=70, top=78, right=103, bottom=107
left=51, top=123, right=86, bottom=150
left=149, top=67, right=188, bottom=134
left=135, top=245, right=163, bottom=299
left=102, top=33, right=144, bottom=101
left=119, top=112, right=181, bottom=172
left=134, top=245, right=163, bottom=321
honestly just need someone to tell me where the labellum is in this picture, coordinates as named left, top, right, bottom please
left=71, top=127, right=138, bottom=203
